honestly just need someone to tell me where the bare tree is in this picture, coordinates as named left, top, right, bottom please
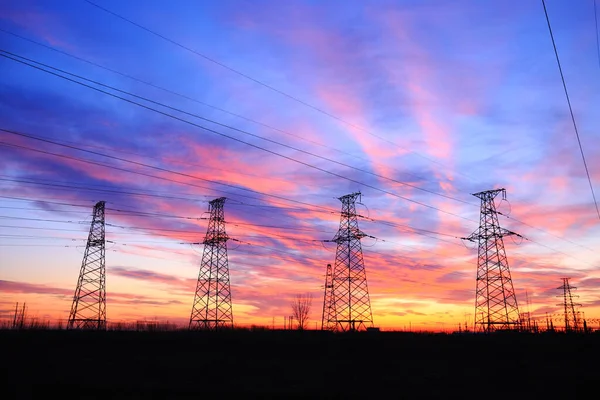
left=291, top=293, right=312, bottom=330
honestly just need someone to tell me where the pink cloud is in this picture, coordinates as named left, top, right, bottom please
left=0, top=280, right=71, bottom=296
left=109, top=266, right=196, bottom=292
left=173, top=136, right=302, bottom=195
left=0, top=279, right=182, bottom=308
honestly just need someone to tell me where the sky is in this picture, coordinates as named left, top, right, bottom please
left=1, top=0, right=599, bottom=331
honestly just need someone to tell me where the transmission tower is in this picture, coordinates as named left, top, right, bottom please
left=68, top=201, right=107, bottom=330
left=557, top=278, right=581, bottom=332
left=322, top=192, right=373, bottom=331
left=462, top=188, right=521, bottom=332
left=321, top=263, right=335, bottom=330
left=189, top=197, right=233, bottom=330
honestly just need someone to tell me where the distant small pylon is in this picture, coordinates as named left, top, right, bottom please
left=557, top=278, right=581, bottom=332
left=68, top=201, right=107, bottom=330
left=321, top=263, right=334, bottom=330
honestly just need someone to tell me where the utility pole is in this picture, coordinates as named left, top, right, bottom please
left=12, top=302, right=18, bottom=329
left=524, top=290, right=532, bottom=332
left=322, top=192, right=374, bottom=332
left=557, top=278, right=581, bottom=333
left=12, top=302, right=27, bottom=329
left=462, top=188, right=521, bottom=333
left=189, top=197, right=234, bottom=330
left=68, top=201, right=106, bottom=330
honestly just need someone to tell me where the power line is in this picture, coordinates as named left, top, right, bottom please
left=0, top=177, right=213, bottom=204
left=541, top=0, right=600, bottom=219
left=4, top=17, right=594, bottom=322
left=0, top=140, right=304, bottom=210
left=1, top=173, right=335, bottom=220
left=0, top=28, right=465, bottom=193
left=0, top=234, right=182, bottom=245
left=0, top=188, right=469, bottom=249
left=3, top=128, right=592, bottom=267
left=0, top=225, right=191, bottom=241
left=4, top=179, right=593, bottom=266
left=0, top=53, right=476, bottom=224
left=363, top=217, right=461, bottom=239
left=234, top=241, right=323, bottom=266
left=595, top=0, right=600, bottom=71
left=107, top=221, right=332, bottom=235
left=0, top=128, right=474, bottom=234
left=1, top=179, right=304, bottom=216
left=0, top=231, right=318, bottom=246
left=0, top=210, right=334, bottom=235
left=0, top=195, right=337, bottom=237
left=0, top=195, right=95, bottom=208
left=0, top=141, right=339, bottom=219
left=83, top=0, right=475, bottom=183
left=498, top=210, right=596, bottom=254
left=0, top=206, right=87, bottom=214
left=0, top=234, right=77, bottom=239
left=0, top=49, right=476, bottom=210
left=0, top=199, right=476, bottom=270
left=109, top=204, right=464, bottom=244
left=5, top=174, right=593, bottom=270
left=0, top=244, right=86, bottom=247
left=0, top=130, right=340, bottom=214
left=5, top=31, right=566, bottom=288
left=0, top=175, right=210, bottom=204
left=0, top=215, right=87, bottom=224
left=22, top=186, right=588, bottom=260
left=0, top=178, right=338, bottom=233
left=0, top=222, right=332, bottom=267
left=1, top=201, right=472, bottom=267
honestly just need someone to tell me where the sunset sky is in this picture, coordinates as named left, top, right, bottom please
left=1, top=0, right=599, bottom=331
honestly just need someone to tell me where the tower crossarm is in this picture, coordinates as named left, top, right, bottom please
left=462, top=228, right=522, bottom=242
left=328, top=229, right=369, bottom=243
left=202, top=233, right=230, bottom=245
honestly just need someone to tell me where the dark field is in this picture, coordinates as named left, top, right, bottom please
left=1, top=329, right=599, bottom=398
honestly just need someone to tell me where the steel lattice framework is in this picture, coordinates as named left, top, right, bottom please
left=189, top=197, right=233, bottom=330
left=463, top=189, right=521, bottom=332
left=322, top=192, right=373, bottom=332
left=321, top=263, right=335, bottom=330
left=557, top=278, right=581, bottom=332
left=68, top=201, right=106, bottom=330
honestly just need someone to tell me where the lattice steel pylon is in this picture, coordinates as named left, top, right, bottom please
left=462, top=188, right=521, bottom=332
left=68, top=201, right=106, bottom=330
left=189, top=197, right=233, bottom=330
left=557, top=278, right=581, bottom=332
left=321, top=263, right=334, bottom=330
left=322, top=192, right=373, bottom=331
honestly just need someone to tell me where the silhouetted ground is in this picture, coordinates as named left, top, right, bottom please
left=1, top=329, right=598, bottom=398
